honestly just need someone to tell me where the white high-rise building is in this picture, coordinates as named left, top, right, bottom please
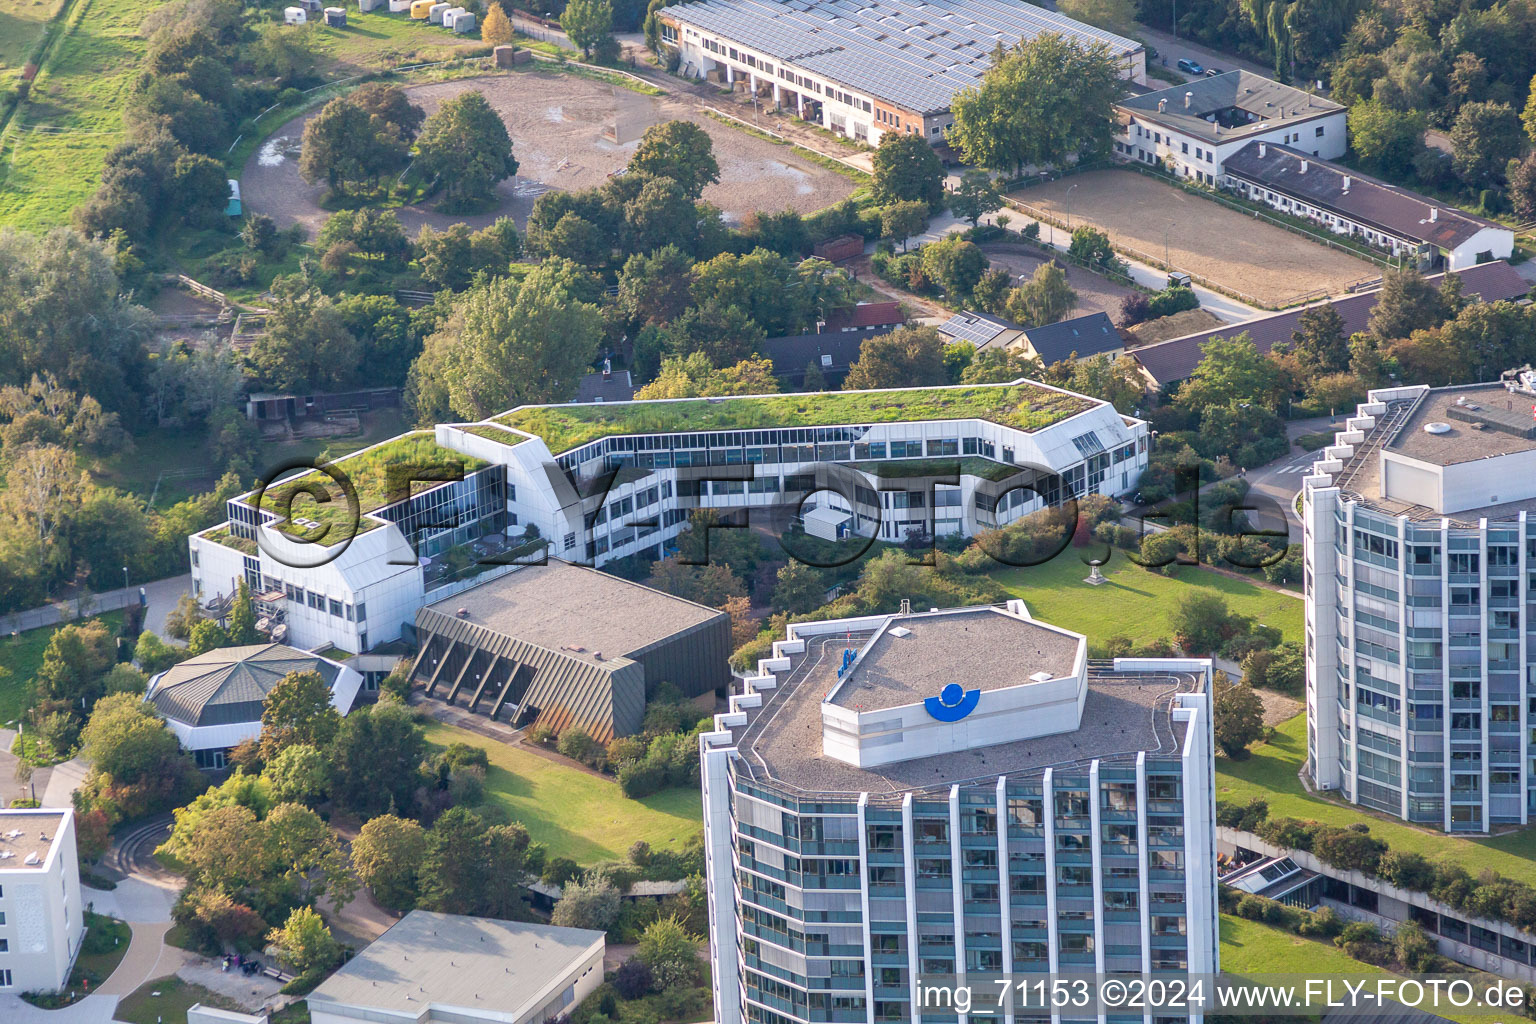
left=0, top=808, right=85, bottom=994
left=1304, top=378, right=1536, bottom=831
left=699, top=601, right=1217, bottom=1024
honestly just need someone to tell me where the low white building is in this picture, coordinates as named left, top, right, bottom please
left=0, top=809, right=84, bottom=995
left=144, top=643, right=363, bottom=769
left=1116, top=71, right=1346, bottom=184
left=307, top=911, right=604, bottom=1024
left=1221, top=141, right=1514, bottom=271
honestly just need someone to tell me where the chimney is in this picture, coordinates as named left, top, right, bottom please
left=602, top=357, right=612, bottom=378
left=1430, top=208, right=1439, bottom=222
left=1342, top=175, right=1351, bottom=190
left=1258, top=142, right=1266, bottom=158
left=1300, top=159, right=1308, bottom=173
left=1184, top=91, right=1192, bottom=109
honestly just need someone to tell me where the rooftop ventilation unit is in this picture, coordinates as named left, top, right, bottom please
left=1422, top=422, right=1452, bottom=435
left=889, top=626, right=912, bottom=638
left=1029, top=671, right=1053, bottom=682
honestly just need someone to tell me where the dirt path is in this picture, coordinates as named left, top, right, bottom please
left=241, top=69, right=855, bottom=238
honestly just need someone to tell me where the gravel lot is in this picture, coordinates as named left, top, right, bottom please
left=976, top=242, right=1137, bottom=320
left=1009, top=170, right=1379, bottom=307
left=240, top=70, right=855, bottom=237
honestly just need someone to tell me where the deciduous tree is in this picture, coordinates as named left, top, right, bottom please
left=629, top=121, right=720, bottom=199
left=842, top=325, right=948, bottom=390
left=258, top=670, right=341, bottom=761
left=352, top=813, right=428, bottom=911
left=415, top=91, right=518, bottom=209
left=870, top=132, right=946, bottom=210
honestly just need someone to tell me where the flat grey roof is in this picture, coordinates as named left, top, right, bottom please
left=1118, top=70, right=1342, bottom=143
left=737, top=623, right=1198, bottom=797
left=665, top=0, right=1141, bottom=115
left=307, top=911, right=603, bottom=1019
left=426, top=559, right=726, bottom=664
left=0, top=809, right=70, bottom=871
left=827, top=608, right=1080, bottom=711
left=1387, top=384, right=1536, bottom=467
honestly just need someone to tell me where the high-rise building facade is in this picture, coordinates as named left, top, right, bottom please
left=699, top=602, right=1217, bottom=1024
left=1304, top=379, right=1536, bottom=831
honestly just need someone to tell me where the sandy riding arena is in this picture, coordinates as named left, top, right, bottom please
left=240, top=70, right=857, bottom=237
left=1010, top=170, right=1380, bottom=307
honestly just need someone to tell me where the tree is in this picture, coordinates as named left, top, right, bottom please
left=1449, top=101, right=1523, bottom=188
left=419, top=807, right=535, bottom=920
left=870, top=132, right=946, bottom=210
left=348, top=82, right=425, bottom=143
left=187, top=618, right=229, bottom=656
left=329, top=699, right=428, bottom=818
left=949, top=170, right=1003, bottom=226
left=35, top=619, right=114, bottom=704
left=551, top=872, right=622, bottom=930
left=227, top=577, right=258, bottom=645
left=298, top=97, right=406, bottom=195
left=1367, top=269, right=1454, bottom=343
left=173, top=153, right=233, bottom=227
left=1169, top=592, right=1241, bottom=654
left=772, top=560, right=825, bottom=615
left=258, top=670, right=341, bottom=761
left=1005, top=263, right=1076, bottom=326
left=481, top=2, right=516, bottom=46
left=921, top=236, right=989, bottom=305
left=408, top=261, right=603, bottom=419
left=1289, top=303, right=1349, bottom=374
left=415, top=91, right=518, bottom=208
left=1214, top=671, right=1264, bottom=759
left=635, top=354, right=779, bottom=399
left=562, top=0, right=614, bottom=58
left=261, top=743, right=328, bottom=805
left=629, top=121, right=720, bottom=199
left=843, top=325, right=948, bottom=390
left=268, top=907, right=343, bottom=978
left=648, top=559, right=745, bottom=607
left=1525, top=72, right=1536, bottom=146
left=949, top=34, right=1122, bottom=174
left=80, top=692, right=190, bottom=786
left=1347, top=101, right=1426, bottom=179
left=250, top=278, right=360, bottom=392
left=637, top=915, right=698, bottom=988
left=1511, top=153, right=1536, bottom=221
left=1055, top=0, right=1135, bottom=32
left=351, top=813, right=428, bottom=911
left=1067, top=226, right=1115, bottom=270
left=880, top=200, right=929, bottom=251
left=1175, top=334, right=1283, bottom=413
left=617, top=245, right=695, bottom=330
left=960, top=348, right=1040, bottom=385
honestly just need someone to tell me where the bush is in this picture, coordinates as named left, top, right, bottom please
left=613, top=956, right=654, bottom=999
left=618, top=759, right=668, bottom=799
left=527, top=724, right=557, bottom=746
left=557, top=728, right=606, bottom=770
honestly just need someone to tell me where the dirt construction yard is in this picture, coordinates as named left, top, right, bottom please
left=1011, top=170, right=1379, bottom=307
left=241, top=69, right=856, bottom=237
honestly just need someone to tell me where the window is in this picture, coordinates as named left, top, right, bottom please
left=1315, top=125, right=1326, bottom=137
left=0, top=969, right=12, bottom=988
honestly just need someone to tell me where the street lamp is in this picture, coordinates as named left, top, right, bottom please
left=1065, top=183, right=1079, bottom=232
left=122, top=566, right=129, bottom=591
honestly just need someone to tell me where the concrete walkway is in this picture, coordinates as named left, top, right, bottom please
left=40, top=758, right=88, bottom=809
left=0, top=575, right=192, bottom=639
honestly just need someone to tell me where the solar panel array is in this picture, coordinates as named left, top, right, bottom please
left=939, top=311, right=1008, bottom=345
left=667, top=0, right=1142, bottom=114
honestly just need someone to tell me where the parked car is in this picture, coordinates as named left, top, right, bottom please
left=1205, top=67, right=1224, bottom=76
left=1177, top=58, right=1204, bottom=74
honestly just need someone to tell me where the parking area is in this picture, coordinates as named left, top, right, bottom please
left=1008, top=169, right=1379, bottom=307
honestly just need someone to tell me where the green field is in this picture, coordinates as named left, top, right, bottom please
left=0, top=0, right=157, bottom=231
left=116, top=977, right=243, bottom=1024
left=421, top=720, right=703, bottom=864
left=1218, top=713, right=1536, bottom=886
left=305, top=10, right=485, bottom=75
left=0, top=0, right=67, bottom=84
left=988, top=550, right=1304, bottom=647
left=0, top=609, right=124, bottom=726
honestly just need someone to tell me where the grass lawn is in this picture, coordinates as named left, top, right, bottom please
left=0, top=609, right=123, bottom=727
left=988, top=549, right=1303, bottom=648
left=0, top=0, right=158, bottom=231
left=305, top=11, right=485, bottom=76
left=1218, top=713, right=1536, bottom=886
left=115, top=976, right=242, bottom=1024
left=421, top=720, right=703, bottom=864
left=0, top=0, right=67, bottom=84
left=1220, top=915, right=1488, bottom=1024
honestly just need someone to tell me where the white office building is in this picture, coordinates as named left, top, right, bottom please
left=190, top=380, right=1148, bottom=656
left=1303, top=375, right=1536, bottom=831
left=0, top=809, right=85, bottom=994
left=1115, top=71, right=1346, bottom=184
left=699, top=602, right=1217, bottom=1024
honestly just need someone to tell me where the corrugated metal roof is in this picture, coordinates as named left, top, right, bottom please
left=666, top=0, right=1142, bottom=114
left=146, top=644, right=345, bottom=727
